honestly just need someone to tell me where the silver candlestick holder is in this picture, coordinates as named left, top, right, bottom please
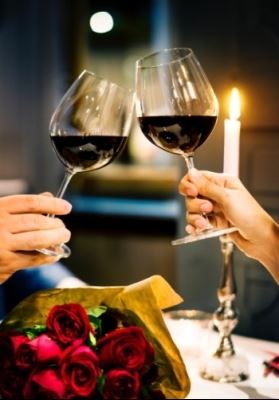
left=199, top=234, right=249, bottom=383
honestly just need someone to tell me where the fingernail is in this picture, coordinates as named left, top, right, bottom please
left=195, top=217, right=208, bottom=229
left=41, top=192, right=53, bottom=197
left=64, top=201, right=72, bottom=211
left=200, top=202, right=211, bottom=213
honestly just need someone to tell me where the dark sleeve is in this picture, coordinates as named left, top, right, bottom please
left=2, top=263, right=75, bottom=315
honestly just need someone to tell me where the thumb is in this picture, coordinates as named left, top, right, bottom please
left=189, top=169, right=227, bottom=204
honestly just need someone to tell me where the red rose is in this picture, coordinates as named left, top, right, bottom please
left=102, top=369, right=141, bottom=400
left=0, top=332, right=30, bottom=369
left=23, top=368, right=66, bottom=399
left=30, top=334, right=62, bottom=364
left=0, top=368, right=26, bottom=399
left=16, top=341, right=36, bottom=371
left=46, top=303, right=93, bottom=346
left=97, top=326, right=154, bottom=372
left=17, top=334, right=62, bottom=369
left=60, top=345, right=100, bottom=397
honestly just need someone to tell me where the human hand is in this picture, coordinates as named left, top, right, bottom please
left=0, top=193, right=72, bottom=283
left=179, top=170, right=279, bottom=282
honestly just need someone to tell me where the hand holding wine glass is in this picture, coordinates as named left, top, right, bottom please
left=38, top=70, right=134, bottom=258
left=135, top=47, right=238, bottom=244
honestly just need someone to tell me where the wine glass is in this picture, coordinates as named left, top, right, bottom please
left=38, top=70, right=134, bottom=258
left=135, top=47, right=238, bottom=244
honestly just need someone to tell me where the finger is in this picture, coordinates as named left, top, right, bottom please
left=187, top=213, right=209, bottom=230
left=14, top=252, right=61, bottom=267
left=186, top=224, right=196, bottom=234
left=188, top=170, right=230, bottom=204
left=0, top=250, right=60, bottom=284
left=186, top=197, right=213, bottom=214
left=0, top=253, right=60, bottom=278
left=10, top=227, right=71, bottom=251
left=1, top=195, right=72, bottom=215
left=179, top=177, right=198, bottom=197
left=8, top=214, right=65, bottom=234
left=191, top=170, right=244, bottom=190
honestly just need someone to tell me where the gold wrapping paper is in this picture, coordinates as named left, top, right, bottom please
left=0, top=274, right=190, bottom=399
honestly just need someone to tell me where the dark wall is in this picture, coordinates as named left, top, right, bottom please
left=0, top=0, right=84, bottom=193
left=168, top=0, right=279, bottom=341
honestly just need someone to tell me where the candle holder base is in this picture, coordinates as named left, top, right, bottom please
left=199, top=234, right=249, bottom=384
left=199, top=352, right=249, bottom=383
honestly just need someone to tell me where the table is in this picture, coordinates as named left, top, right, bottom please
left=165, top=318, right=279, bottom=399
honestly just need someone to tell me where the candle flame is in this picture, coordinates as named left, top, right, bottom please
left=229, top=88, right=241, bottom=120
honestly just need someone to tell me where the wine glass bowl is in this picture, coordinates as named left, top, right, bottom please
left=136, top=47, right=237, bottom=244
left=38, top=70, right=134, bottom=258
left=50, top=74, right=132, bottom=174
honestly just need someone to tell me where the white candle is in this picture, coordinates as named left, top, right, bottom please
left=223, top=88, right=241, bottom=177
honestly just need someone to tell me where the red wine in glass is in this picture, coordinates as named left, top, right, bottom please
left=37, top=70, right=134, bottom=258
left=51, top=136, right=128, bottom=172
left=138, top=115, right=217, bottom=155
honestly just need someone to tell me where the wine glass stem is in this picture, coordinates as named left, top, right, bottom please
left=48, top=170, right=74, bottom=218
left=56, top=170, right=74, bottom=199
left=36, top=170, right=74, bottom=257
left=183, top=153, right=212, bottom=228
left=183, top=154, right=195, bottom=171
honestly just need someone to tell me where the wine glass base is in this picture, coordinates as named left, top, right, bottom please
left=199, top=352, right=249, bottom=383
left=171, top=226, right=238, bottom=246
left=37, top=244, right=71, bottom=259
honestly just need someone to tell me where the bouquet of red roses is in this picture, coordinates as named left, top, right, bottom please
left=0, top=275, right=190, bottom=399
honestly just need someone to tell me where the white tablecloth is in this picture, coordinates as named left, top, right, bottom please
left=165, top=317, right=279, bottom=399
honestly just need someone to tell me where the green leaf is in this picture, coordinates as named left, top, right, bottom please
left=88, top=306, right=107, bottom=336
left=88, top=305, right=107, bottom=318
left=97, top=373, right=106, bottom=393
left=24, top=330, right=37, bottom=340
left=88, top=315, right=101, bottom=331
left=88, top=331, right=97, bottom=347
left=21, top=324, right=46, bottom=339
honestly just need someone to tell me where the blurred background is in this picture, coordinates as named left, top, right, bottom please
left=0, top=0, right=278, bottom=340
